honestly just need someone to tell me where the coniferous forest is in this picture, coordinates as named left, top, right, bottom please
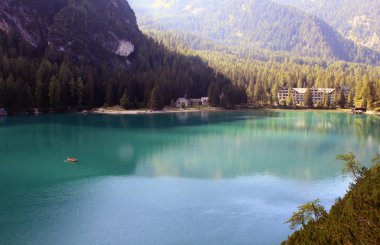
left=0, top=0, right=243, bottom=113
left=0, top=0, right=379, bottom=114
left=1, top=26, right=380, bottom=113
left=0, top=30, right=234, bottom=113
left=147, top=30, right=380, bottom=110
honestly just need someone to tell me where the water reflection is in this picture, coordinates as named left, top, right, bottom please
left=0, top=111, right=379, bottom=188
left=0, top=116, right=6, bottom=124
left=135, top=112, right=380, bottom=180
left=1, top=111, right=378, bottom=245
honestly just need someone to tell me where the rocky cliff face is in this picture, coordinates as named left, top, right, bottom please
left=0, top=0, right=142, bottom=66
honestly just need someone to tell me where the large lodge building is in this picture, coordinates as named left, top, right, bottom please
left=277, top=87, right=350, bottom=105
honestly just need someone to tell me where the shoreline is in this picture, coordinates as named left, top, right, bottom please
left=91, top=107, right=380, bottom=116
left=2, top=107, right=380, bottom=116
left=365, top=110, right=380, bottom=116
left=90, top=106, right=356, bottom=115
left=90, top=106, right=224, bottom=115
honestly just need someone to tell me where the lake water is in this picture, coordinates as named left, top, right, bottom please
left=0, top=111, right=379, bottom=245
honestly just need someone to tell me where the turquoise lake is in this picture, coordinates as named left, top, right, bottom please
left=0, top=111, right=379, bottom=244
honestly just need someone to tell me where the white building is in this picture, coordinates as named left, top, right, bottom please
left=176, top=98, right=190, bottom=107
left=201, top=97, right=209, bottom=106
left=189, top=98, right=202, bottom=106
left=0, top=108, right=7, bottom=116
left=176, top=97, right=209, bottom=107
left=277, top=87, right=349, bottom=105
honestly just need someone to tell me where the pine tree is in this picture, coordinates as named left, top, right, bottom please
left=333, top=90, right=339, bottom=108
left=323, top=92, right=330, bottom=109
left=105, top=81, right=114, bottom=106
left=22, top=83, right=33, bottom=112
left=207, top=82, right=220, bottom=106
left=36, top=59, right=52, bottom=82
left=58, top=63, right=72, bottom=108
left=305, top=88, right=313, bottom=108
left=5, top=74, right=15, bottom=110
left=84, top=70, right=95, bottom=107
left=286, top=89, right=294, bottom=108
left=336, top=152, right=362, bottom=181
left=338, top=89, right=347, bottom=108
left=35, top=79, right=44, bottom=110
left=297, top=78, right=302, bottom=88
left=48, top=76, right=61, bottom=109
left=363, top=80, right=375, bottom=110
left=120, top=91, right=133, bottom=110
left=0, top=76, right=6, bottom=107
left=347, top=91, right=354, bottom=108
left=247, top=78, right=255, bottom=104
left=220, top=85, right=233, bottom=109
left=254, top=81, right=263, bottom=105
left=149, top=86, right=164, bottom=110
left=69, top=78, right=77, bottom=106
left=286, top=199, right=327, bottom=230
left=77, top=77, right=84, bottom=108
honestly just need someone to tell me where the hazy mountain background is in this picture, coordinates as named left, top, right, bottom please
left=273, top=0, right=380, bottom=52
left=129, top=0, right=380, bottom=64
left=128, top=0, right=380, bottom=111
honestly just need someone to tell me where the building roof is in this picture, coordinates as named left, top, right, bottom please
left=282, top=88, right=336, bottom=94
left=0, top=108, right=7, bottom=116
left=317, top=88, right=335, bottom=93
left=293, top=88, right=307, bottom=94
left=177, top=97, right=188, bottom=101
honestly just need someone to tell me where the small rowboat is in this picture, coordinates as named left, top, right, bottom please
left=66, top=157, right=78, bottom=163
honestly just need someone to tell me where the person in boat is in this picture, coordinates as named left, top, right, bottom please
left=67, top=157, right=78, bottom=163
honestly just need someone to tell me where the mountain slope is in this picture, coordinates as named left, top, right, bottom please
left=273, top=0, right=380, bottom=53
left=0, top=0, right=142, bottom=67
left=129, top=0, right=379, bottom=64
left=0, top=0, right=228, bottom=113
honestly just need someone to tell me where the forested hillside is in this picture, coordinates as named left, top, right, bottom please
left=274, top=0, right=380, bottom=53
left=147, top=29, right=380, bottom=109
left=1, top=0, right=379, bottom=113
left=130, top=0, right=380, bottom=64
left=0, top=0, right=230, bottom=113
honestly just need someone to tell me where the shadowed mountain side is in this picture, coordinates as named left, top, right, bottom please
left=0, top=0, right=230, bottom=113
left=0, top=0, right=141, bottom=67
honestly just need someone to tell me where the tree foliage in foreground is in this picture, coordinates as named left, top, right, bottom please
left=286, top=199, right=327, bottom=230
left=336, top=152, right=361, bottom=180
left=283, top=153, right=380, bottom=245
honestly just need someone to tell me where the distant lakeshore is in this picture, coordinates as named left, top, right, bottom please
left=2, top=106, right=380, bottom=117
left=91, top=106, right=222, bottom=115
left=90, top=106, right=380, bottom=116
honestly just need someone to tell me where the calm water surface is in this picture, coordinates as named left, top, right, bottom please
left=0, top=111, right=379, bottom=244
